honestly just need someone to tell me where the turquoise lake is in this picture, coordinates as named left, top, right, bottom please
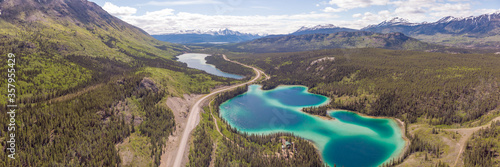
left=177, top=53, right=244, bottom=79
left=219, top=85, right=406, bottom=167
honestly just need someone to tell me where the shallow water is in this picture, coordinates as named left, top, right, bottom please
left=219, top=85, right=406, bottom=167
left=177, top=53, right=244, bottom=79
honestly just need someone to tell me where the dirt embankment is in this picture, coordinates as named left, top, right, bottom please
left=160, top=94, right=203, bottom=167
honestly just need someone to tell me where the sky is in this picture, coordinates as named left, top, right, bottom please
left=89, top=0, right=500, bottom=35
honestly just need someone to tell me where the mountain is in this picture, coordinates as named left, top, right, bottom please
left=0, top=0, right=183, bottom=60
left=0, top=0, right=189, bottom=103
left=363, top=13, right=500, bottom=36
left=152, top=28, right=263, bottom=44
left=364, top=17, right=418, bottom=30
left=291, top=24, right=358, bottom=35
left=230, top=31, right=440, bottom=53
left=362, top=13, right=500, bottom=49
left=0, top=0, right=232, bottom=166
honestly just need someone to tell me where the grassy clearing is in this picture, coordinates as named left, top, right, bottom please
left=398, top=123, right=462, bottom=167
left=117, top=132, right=153, bottom=167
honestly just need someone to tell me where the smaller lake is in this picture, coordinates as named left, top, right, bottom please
left=177, top=53, right=244, bottom=79
left=219, top=85, right=406, bottom=167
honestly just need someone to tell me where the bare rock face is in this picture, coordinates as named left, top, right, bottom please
left=139, top=77, right=159, bottom=93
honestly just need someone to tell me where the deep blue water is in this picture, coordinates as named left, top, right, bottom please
left=219, top=85, right=406, bottom=167
left=177, top=53, right=244, bottom=79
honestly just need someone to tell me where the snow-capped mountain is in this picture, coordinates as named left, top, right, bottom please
left=292, top=24, right=357, bottom=35
left=361, top=12, right=500, bottom=48
left=362, top=13, right=500, bottom=36
left=152, top=28, right=264, bottom=44
left=173, top=28, right=259, bottom=36
left=296, top=24, right=339, bottom=32
left=264, top=12, right=500, bottom=49
left=365, top=17, right=419, bottom=29
left=436, top=16, right=457, bottom=24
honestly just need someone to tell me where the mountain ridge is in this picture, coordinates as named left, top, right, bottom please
left=361, top=13, right=500, bottom=49
left=279, top=12, right=500, bottom=49
left=291, top=24, right=358, bottom=36
left=153, top=28, right=263, bottom=44
left=362, top=12, right=500, bottom=36
left=229, top=31, right=440, bottom=53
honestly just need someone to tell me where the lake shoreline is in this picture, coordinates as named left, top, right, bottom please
left=327, top=109, right=411, bottom=163
left=220, top=84, right=408, bottom=167
left=177, top=53, right=245, bottom=79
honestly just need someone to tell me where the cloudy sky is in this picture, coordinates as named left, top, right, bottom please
left=90, top=0, right=500, bottom=35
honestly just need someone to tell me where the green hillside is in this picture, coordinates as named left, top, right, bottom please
left=228, top=31, right=442, bottom=53
left=0, top=0, right=187, bottom=104
left=0, top=0, right=240, bottom=166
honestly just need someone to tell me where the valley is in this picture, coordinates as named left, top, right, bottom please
left=1, top=0, right=500, bottom=167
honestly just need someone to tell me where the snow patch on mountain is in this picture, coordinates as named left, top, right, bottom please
left=296, top=24, right=340, bottom=32
left=164, top=28, right=263, bottom=36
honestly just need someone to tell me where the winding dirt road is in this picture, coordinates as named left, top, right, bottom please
left=446, top=116, right=500, bottom=167
left=172, top=55, right=268, bottom=167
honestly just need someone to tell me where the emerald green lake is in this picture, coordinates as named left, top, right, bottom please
left=219, top=85, right=406, bottom=167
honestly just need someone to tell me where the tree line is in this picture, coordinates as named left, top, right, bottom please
left=205, top=54, right=254, bottom=78
left=231, top=48, right=500, bottom=126
left=463, top=120, right=500, bottom=166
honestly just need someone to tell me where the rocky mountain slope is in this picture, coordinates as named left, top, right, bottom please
left=362, top=13, right=500, bottom=49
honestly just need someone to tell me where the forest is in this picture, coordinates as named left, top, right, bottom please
left=0, top=18, right=240, bottom=166
left=464, top=121, right=500, bottom=166
left=302, top=105, right=329, bottom=116
left=230, top=48, right=500, bottom=126
left=188, top=87, right=327, bottom=167
left=205, top=54, right=254, bottom=78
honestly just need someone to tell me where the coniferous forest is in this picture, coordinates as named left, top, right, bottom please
left=231, top=48, right=500, bottom=125
left=0, top=14, right=237, bottom=166
left=188, top=103, right=326, bottom=167
left=2, top=1, right=500, bottom=167
left=205, top=54, right=254, bottom=78
left=464, top=121, right=500, bottom=166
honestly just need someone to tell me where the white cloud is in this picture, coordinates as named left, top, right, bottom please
left=349, top=10, right=392, bottom=27
left=102, top=2, right=137, bottom=16
left=323, top=7, right=346, bottom=13
left=121, top=9, right=340, bottom=35
left=429, top=3, right=472, bottom=17
left=103, top=1, right=500, bottom=35
left=473, top=8, right=500, bottom=15
left=328, top=0, right=390, bottom=11
left=143, top=0, right=222, bottom=6
left=391, top=0, right=439, bottom=22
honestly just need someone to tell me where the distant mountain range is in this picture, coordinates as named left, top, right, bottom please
left=362, top=13, right=500, bottom=36
left=230, top=31, right=441, bottom=53
left=152, top=29, right=263, bottom=44
left=152, top=12, right=499, bottom=48
left=291, top=24, right=358, bottom=35
left=288, top=13, right=500, bottom=49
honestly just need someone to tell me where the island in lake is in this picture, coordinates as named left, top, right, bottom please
left=220, top=85, right=406, bottom=167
